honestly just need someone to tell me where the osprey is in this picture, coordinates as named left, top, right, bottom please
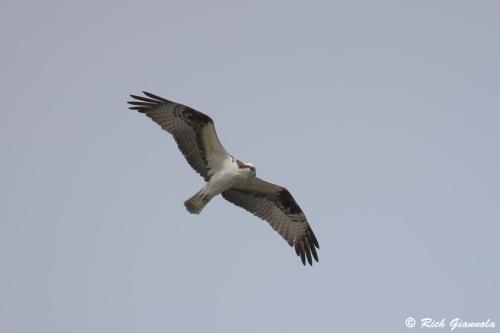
left=128, top=92, right=320, bottom=265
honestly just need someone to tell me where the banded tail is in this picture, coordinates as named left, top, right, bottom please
left=184, top=189, right=211, bottom=214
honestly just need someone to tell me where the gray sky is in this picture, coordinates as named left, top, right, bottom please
left=1, top=1, right=499, bottom=332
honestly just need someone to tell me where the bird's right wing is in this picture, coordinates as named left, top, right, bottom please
left=128, top=92, right=229, bottom=180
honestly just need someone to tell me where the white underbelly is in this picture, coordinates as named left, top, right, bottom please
left=205, top=168, right=247, bottom=197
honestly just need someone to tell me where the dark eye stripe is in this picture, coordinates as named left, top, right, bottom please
left=236, top=160, right=249, bottom=169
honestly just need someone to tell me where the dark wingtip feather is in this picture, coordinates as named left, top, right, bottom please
left=127, top=101, right=154, bottom=106
left=304, top=240, right=313, bottom=265
left=129, top=94, right=157, bottom=103
left=143, top=91, right=169, bottom=102
left=310, top=244, right=319, bottom=262
left=128, top=106, right=148, bottom=112
left=128, top=92, right=168, bottom=112
left=305, top=250, right=312, bottom=265
left=308, top=228, right=320, bottom=249
left=296, top=241, right=306, bottom=265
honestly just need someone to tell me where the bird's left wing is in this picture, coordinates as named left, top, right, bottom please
left=222, top=177, right=320, bottom=265
left=128, top=92, right=229, bottom=181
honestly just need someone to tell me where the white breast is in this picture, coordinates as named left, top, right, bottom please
left=205, top=158, right=251, bottom=197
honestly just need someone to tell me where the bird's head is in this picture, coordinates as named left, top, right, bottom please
left=237, top=160, right=256, bottom=177
left=246, top=163, right=256, bottom=177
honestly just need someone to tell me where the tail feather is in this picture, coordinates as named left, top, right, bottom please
left=184, top=189, right=211, bottom=214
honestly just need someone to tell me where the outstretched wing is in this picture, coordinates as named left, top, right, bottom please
left=128, top=92, right=229, bottom=181
left=222, top=177, right=319, bottom=265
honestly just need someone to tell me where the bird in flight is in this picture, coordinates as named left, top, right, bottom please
left=127, top=92, right=319, bottom=265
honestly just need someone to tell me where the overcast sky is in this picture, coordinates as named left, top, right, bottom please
left=1, top=1, right=499, bottom=332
